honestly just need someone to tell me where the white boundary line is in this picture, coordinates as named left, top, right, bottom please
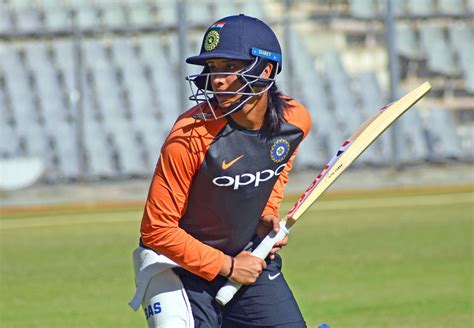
left=1, top=192, right=472, bottom=230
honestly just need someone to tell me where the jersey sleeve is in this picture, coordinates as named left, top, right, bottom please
left=261, top=101, right=312, bottom=218
left=140, top=116, right=226, bottom=281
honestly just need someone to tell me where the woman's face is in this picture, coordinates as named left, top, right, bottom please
left=206, top=59, right=248, bottom=108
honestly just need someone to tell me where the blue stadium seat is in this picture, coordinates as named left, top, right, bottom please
left=43, top=7, right=72, bottom=30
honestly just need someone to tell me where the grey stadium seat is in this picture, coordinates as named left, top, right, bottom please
left=135, top=119, right=168, bottom=171
left=13, top=6, right=44, bottom=32
left=424, top=108, right=463, bottom=160
left=354, top=72, right=392, bottom=164
left=438, top=0, right=466, bottom=15
left=286, top=29, right=338, bottom=167
left=419, top=25, right=460, bottom=76
left=0, top=118, right=20, bottom=158
left=394, top=108, right=430, bottom=163
left=101, top=5, right=128, bottom=28
left=48, top=121, right=82, bottom=179
left=24, top=42, right=71, bottom=123
left=83, top=121, right=116, bottom=178
left=350, top=0, right=380, bottom=18
left=322, top=51, right=364, bottom=135
left=396, top=22, right=424, bottom=60
left=406, top=0, right=435, bottom=16
left=106, top=120, right=148, bottom=176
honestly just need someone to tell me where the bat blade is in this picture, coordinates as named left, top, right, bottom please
left=215, top=81, right=431, bottom=306
left=285, top=81, right=431, bottom=224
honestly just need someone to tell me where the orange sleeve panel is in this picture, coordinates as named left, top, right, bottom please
left=261, top=100, right=312, bottom=218
left=140, top=108, right=227, bottom=281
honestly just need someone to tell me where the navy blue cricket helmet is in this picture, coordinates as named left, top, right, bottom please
left=185, top=14, right=283, bottom=120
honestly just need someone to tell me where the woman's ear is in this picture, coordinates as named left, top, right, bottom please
left=262, top=62, right=274, bottom=78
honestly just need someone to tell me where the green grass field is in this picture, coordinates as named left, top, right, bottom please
left=1, top=187, right=472, bottom=327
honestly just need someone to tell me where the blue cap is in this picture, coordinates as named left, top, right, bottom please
left=186, top=14, right=282, bottom=73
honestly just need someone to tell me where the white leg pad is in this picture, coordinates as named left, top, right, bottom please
left=130, top=246, right=194, bottom=328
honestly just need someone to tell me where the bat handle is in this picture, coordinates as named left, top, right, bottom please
left=215, top=220, right=290, bottom=306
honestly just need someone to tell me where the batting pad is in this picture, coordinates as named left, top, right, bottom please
left=130, top=246, right=194, bottom=327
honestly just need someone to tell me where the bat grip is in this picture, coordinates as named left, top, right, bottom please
left=215, top=220, right=290, bottom=306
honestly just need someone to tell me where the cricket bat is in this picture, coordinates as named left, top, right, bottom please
left=215, top=81, right=431, bottom=306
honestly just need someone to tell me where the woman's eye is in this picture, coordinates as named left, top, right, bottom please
left=226, top=64, right=235, bottom=71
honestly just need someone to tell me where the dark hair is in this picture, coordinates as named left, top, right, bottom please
left=261, top=83, right=288, bottom=135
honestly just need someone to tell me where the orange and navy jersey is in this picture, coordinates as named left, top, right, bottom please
left=140, top=98, right=311, bottom=281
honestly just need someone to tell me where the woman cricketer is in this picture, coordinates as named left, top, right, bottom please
left=133, top=14, right=311, bottom=328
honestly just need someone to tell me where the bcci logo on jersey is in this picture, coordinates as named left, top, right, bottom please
left=270, top=138, right=290, bottom=163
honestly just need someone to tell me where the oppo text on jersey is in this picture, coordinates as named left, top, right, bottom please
left=212, top=163, right=286, bottom=190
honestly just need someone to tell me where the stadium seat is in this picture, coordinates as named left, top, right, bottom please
left=241, top=0, right=265, bottom=18
left=322, top=51, right=364, bottom=135
left=106, top=120, right=147, bottom=176
left=156, top=1, right=178, bottom=25
left=419, top=25, right=460, bottom=76
left=127, top=2, right=158, bottom=26
left=43, top=7, right=72, bottom=30
left=354, top=72, right=392, bottom=164
left=24, top=42, right=71, bottom=123
left=447, top=23, right=474, bottom=55
left=438, top=0, right=465, bottom=15
left=13, top=6, right=44, bottom=32
left=0, top=9, right=15, bottom=33
left=137, top=36, right=181, bottom=125
left=100, top=5, right=128, bottom=28
left=350, top=0, right=380, bottom=18
left=396, top=22, right=424, bottom=60
left=48, top=121, right=82, bottom=179
left=1, top=45, right=41, bottom=133
left=406, top=0, right=436, bottom=16
left=213, top=1, right=238, bottom=22
left=187, top=2, right=214, bottom=25
left=83, top=120, right=117, bottom=178
left=424, top=108, right=463, bottom=160
left=52, top=39, right=77, bottom=103
left=134, top=119, right=168, bottom=171
left=74, top=6, right=100, bottom=30
left=395, top=108, right=430, bottom=163
left=0, top=119, right=20, bottom=158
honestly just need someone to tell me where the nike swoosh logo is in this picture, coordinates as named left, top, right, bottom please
left=268, top=272, right=281, bottom=281
left=222, top=155, right=244, bottom=170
